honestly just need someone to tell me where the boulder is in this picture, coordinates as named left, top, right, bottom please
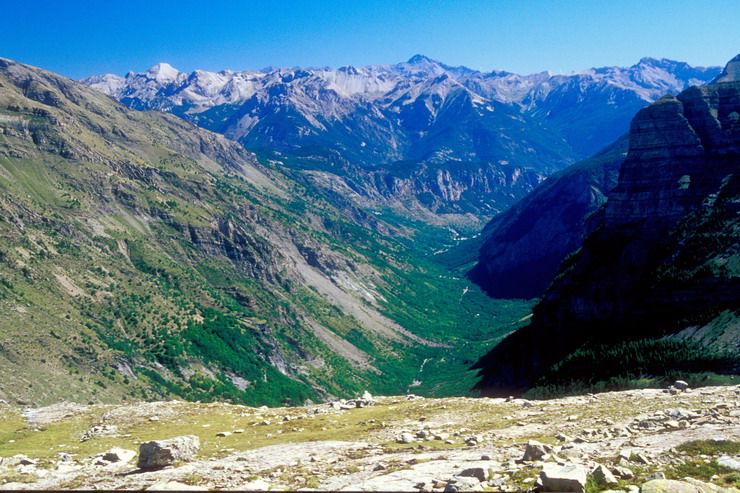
left=398, top=433, right=414, bottom=444
left=612, top=466, right=634, bottom=479
left=102, top=448, right=136, bottom=463
left=717, top=456, right=740, bottom=471
left=444, top=476, right=483, bottom=492
left=537, top=463, right=588, bottom=492
left=137, top=435, right=200, bottom=469
left=591, top=464, right=618, bottom=485
left=673, top=380, right=689, bottom=390
left=640, top=479, right=703, bottom=493
left=522, top=440, right=547, bottom=461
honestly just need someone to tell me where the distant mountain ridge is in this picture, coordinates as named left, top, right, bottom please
left=83, top=55, right=719, bottom=165
left=82, top=56, right=719, bottom=227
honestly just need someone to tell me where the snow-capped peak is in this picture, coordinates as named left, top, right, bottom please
left=146, top=62, right=181, bottom=82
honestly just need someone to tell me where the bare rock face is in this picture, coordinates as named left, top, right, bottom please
left=137, top=436, right=200, bottom=469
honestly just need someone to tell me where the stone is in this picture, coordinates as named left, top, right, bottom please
left=459, top=467, right=487, bottom=482
left=137, top=435, right=200, bottom=469
left=673, top=380, right=689, bottom=390
left=57, top=452, right=73, bottom=462
left=522, top=440, right=547, bottom=461
left=635, top=453, right=650, bottom=464
left=717, top=456, right=740, bottom=471
left=444, top=476, right=483, bottom=492
left=646, top=472, right=666, bottom=480
left=101, top=448, right=136, bottom=463
left=362, top=390, right=373, bottom=401
left=398, top=433, right=415, bottom=444
left=612, top=466, right=634, bottom=479
left=538, top=463, right=588, bottom=492
left=640, top=479, right=703, bottom=493
left=591, top=464, right=618, bottom=485
left=216, top=431, right=232, bottom=437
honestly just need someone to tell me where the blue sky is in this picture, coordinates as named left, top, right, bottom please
left=3, top=0, right=738, bottom=79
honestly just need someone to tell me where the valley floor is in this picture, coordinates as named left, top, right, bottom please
left=0, top=385, right=739, bottom=491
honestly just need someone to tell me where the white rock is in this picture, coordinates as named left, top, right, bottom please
left=538, top=463, right=588, bottom=492
left=101, top=448, right=136, bottom=463
left=717, top=456, right=740, bottom=471
left=398, top=433, right=415, bottom=444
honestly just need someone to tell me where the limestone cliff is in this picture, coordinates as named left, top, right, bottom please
left=475, top=57, right=740, bottom=395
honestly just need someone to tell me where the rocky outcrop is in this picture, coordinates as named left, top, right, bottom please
left=137, top=436, right=200, bottom=469
left=475, top=56, right=740, bottom=395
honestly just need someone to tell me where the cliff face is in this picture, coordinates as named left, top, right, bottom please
left=468, top=135, right=628, bottom=299
left=475, top=68, right=740, bottom=394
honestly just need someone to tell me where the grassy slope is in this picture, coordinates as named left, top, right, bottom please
left=0, top=58, right=531, bottom=406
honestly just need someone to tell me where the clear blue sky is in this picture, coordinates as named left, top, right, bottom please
left=3, top=0, right=738, bottom=79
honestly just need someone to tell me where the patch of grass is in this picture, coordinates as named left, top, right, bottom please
left=0, top=471, right=40, bottom=485
left=666, top=459, right=735, bottom=483
left=676, top=439, right=740, bottom=456
left=181, top=473, right=206, bottom=486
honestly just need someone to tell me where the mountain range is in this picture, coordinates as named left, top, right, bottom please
left=83, top=56, right=720, bottom=225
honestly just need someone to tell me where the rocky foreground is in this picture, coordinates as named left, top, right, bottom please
left=0, top=384, right=739, bottom=491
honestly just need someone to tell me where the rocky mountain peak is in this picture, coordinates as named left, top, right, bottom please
left=711, top=53, right=740, bottom=83
left=406, top=54, right=436, bottom=65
